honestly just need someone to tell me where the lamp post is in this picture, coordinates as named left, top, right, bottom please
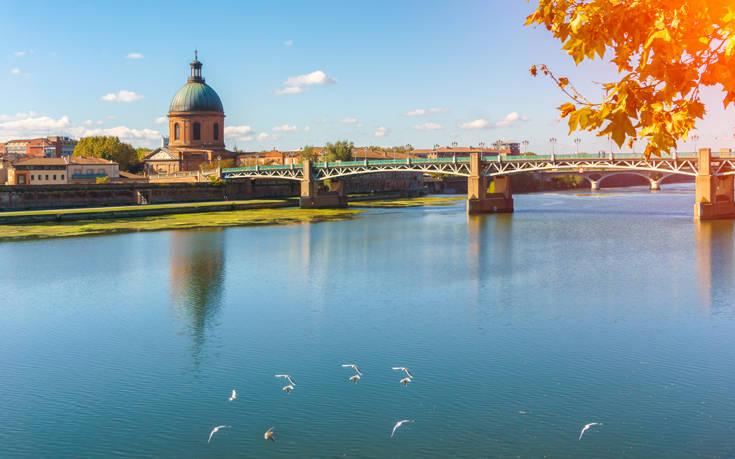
left=691, top=134, right=700, bottom=153
left=451, top=141, right=458, bottom=148
left=217, top=155, right=221, bottom=168
left=574, top=137, right=581, bottom=155
left=549, top=137, right=557, bottom=158
left=478, top=141, right=485, bottom=151
left=522, top=140, right=529, bottom=154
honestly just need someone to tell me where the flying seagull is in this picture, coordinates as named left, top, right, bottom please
left=392, top=367, right=414, bottom=379
left=400, top=377, right=411, bottom=387
left=391, top=419, right=414, bottom=438
left=282, top=385, right=294, bottom=394
left=228, top=390, right=237, bottom=401
left=341, top=364, right=363, bottom=376
left=208, top=425, right=231, bottom=443
left=275, top=374, right=296, bottom=386
left=349, top=374, right=361, bottom=383
left=264, top=426, right=276, bottom=442
left=579, top=422, right=603, bottom=440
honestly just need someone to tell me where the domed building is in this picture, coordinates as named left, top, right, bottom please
left=144, top=53, right=233, bottom=175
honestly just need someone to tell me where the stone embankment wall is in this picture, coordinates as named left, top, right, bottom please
left=0, top=180, right=298, bottom=211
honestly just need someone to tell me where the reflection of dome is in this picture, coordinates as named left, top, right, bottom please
left=168, top=51, right=224, bottom=113
left=169, top=82, right=223, bottom=112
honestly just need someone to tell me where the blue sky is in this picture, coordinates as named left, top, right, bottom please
left=1, top=0, right=733, bottom=153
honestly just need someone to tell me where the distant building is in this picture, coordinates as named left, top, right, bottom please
left=5, top=156, right=119, bottom=185
left=0, top=136, right=77, bottom=160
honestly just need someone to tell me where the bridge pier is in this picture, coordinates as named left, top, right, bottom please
left=649, top=178, right=662, bottom=191
left=467, top=153, right=513, bottom=214
left=299, top=160, right=349, bottom=209
left=695, top=148, right=735, bottom=219
left=589, top=179, right=600, bottom=191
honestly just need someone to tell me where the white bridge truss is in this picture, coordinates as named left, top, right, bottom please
left=222, top=156, right=735, bottom=181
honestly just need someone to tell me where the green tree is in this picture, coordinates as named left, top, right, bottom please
left=73, top=136, right=139, bottom=171
left=299, top=145, right=319, bottom=162
left=526, top=0, right=735, bottom=157
left=323, top=140, right=354, bottom=162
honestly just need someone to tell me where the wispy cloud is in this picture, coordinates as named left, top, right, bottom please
left=283, top=40, right=293, bottom=46
left=71, top=125, right=161, bottom=142
left=413, top=122, right=443, bottom=131
left=339, top=117, right=358, bottom=124
left=126, top=52, right=144, bottom=59
left=429, top=107, right=448, bottom=113
left=374, top=126, right=388, bottom=137
left=154, top=116, right=167, bottom=124
left=14, top=51, right=26, bottom=57
left=273, top=124, right=298, bottom=132
left=101, top=90, right=143, bottom=102
left=224, top=125, right=254, bottom=137
left=458, top=112, right=528, bottom=130
left=257, top=132, right=277, bottom=142
left=304, top=125, right=311, bottom=132
left=403, top=107, right=449, bottom=116
left=10, top=68, right=21, bottom=76
left=277, top=70, right=336, bottom=95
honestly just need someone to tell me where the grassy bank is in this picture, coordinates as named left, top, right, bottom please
left=0, top=208, right=361, bottom=242
left=351, top=195, right=464, bottom=208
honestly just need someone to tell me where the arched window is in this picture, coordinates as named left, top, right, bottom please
left=174, top=123, right=180, bottom=140
left=193, top=122, right=201, bottom=140
left=213, top=123, right=219, bottom=140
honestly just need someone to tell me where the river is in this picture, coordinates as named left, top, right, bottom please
left=1, top=184, right=734, bottom=458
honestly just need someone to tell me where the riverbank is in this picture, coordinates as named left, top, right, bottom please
left=0, top=195, right=462, bottom=242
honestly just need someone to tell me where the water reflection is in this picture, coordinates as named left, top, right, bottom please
left=467, top=213, right=513, bottom=315
left=169, top=229, right=226, bottom=360
left=695, top=220, right=735, bottom=314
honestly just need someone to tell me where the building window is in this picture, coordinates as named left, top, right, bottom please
left=193, top=122, right=201, bottom=140
left=53, top=174, right=57, bottom=180
left=45, top=174, right=49, bottom=180
left=213, top=123, right=219, bottom=140
left=30, top=175, right=34, bottom=180
left=61, top=175, right=65, bottom=180
left=174, top=123, right=180, bottom=140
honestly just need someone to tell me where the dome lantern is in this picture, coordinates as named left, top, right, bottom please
left=188, top=50, right=204, bottom=83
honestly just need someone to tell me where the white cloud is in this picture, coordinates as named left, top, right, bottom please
left=275, top=86, right=305, bottom=95
left=126, top=52, right=144, bottom=59
left=101, top=90, right=143, bottom=102
left=339, top=117, right=358, bottom=124
left=284, top=70, right=336, bottom=87
left=277, top=70, right=336, bottom=94
left=273, top=124, right=298, bottom=132
left=0, top=115, right=71, bottom=140
left=283, top=40, right=293, bottom=46
left=459, top=112, right=529, bottom=130
left=154, top=116, right=167, bottom=124
left=83, top=120, right=94, bottom=126
left=458, top=118, right=491, bottom=130
left=403, top=109, right=425, bottom=116
left=224, top=125, right=254, bottom=137
left=96, top=120, right=103, bottom=125
left=257, top=132, right=277, bottom=142
left=238, top=136, right=254, bottom=142
left=72, top=125, right=161, bottom=141
left=10, top=68, right=21, bottom=75
left=374, top=126, right=388, bottom=137
left=414, top=122, right=444, bottom=131
left=14, top=51, right=26, bottom=56
left=304, top=125, right=311, bottom=132
left=403, top=107, right=449, bottom=116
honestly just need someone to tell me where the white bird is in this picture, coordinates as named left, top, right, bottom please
left=391, top=419, right=414, bottom=438
left=282, top=385, right=294, bottom=394
left=275, top=374, right=296, bottom=386
left=392, top=367, right=414, bottom=379
left=400, top=377, right=411, bottom=387
left=264, top=426, right=276, bottom=442
left=341, top=364, right=363, bottom=376
left=579, top=422, right=603, bottom=440
left=228, top=390, right=237, bottom=401
left=208, top=425, right=231, bottom=443
left=349, top=374, right=360, bottom=383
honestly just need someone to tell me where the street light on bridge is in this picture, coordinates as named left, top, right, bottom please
left=549, top=137, right=557, bottom=156
left=574, top=137, right=581, bottom=155
left=691, top=134, right=700, bottom=153
left=522, top=140, right=529, bottom=154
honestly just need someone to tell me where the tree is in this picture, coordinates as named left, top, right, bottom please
left=526, top=0, right=735, bottom=157
left=323, top=140, right=354, bottom=162
left=73, top=136, right=140, bottom=171
left=299, top=145, right=319, bottom=162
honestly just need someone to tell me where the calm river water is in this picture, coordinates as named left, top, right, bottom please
left=2, top=184, right=735, bottom=458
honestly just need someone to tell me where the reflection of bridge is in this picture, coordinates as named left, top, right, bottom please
left=221, top=149, right=735, bottom=219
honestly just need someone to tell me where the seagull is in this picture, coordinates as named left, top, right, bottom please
left=391, top=419, right=414, bottom=438
left=228, top=390, right=237, bottom=401
left=282, top=385, right=294, bottom=394
left=264, top=426, right=276, bottom=442
left=400, top=377, right=411, bottom=387
left=341, top=364, right=363, bottom=376
left=349, top=374, right=360, bottom=383
left=208, top=425, right=231, bottom=443
left=392, top=367, right=414, bottom=379
left=579, top=422, right=603, bottom=440
left=275, top=374, right=296, bottom=386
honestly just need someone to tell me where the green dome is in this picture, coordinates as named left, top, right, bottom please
left=169, top=82, right=224, bottom=112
